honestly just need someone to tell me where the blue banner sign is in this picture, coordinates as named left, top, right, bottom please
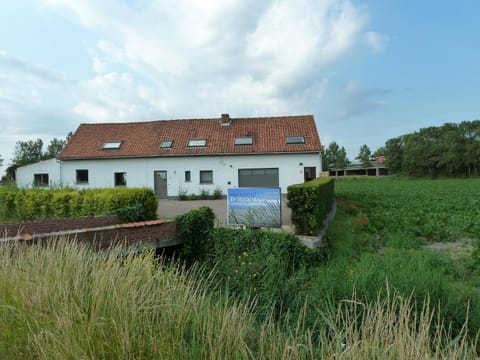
left=227, top=187, right=281, bottom=228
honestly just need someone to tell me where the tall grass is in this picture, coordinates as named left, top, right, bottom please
left=0, top=240, right=477, bottom=359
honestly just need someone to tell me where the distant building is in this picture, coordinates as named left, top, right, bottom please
left=16, top=114, right=323, bottom=196
left=328, top=157, right=388, bottom=177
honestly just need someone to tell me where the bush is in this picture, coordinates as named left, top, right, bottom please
left=178, top=187, right=188, bottom=200
left=199, top=189, right=210, bottom=200
left=0, top=187, right=157, bottom=222
left=212, top=187, right=223, bottom=199
left=287, top=178, right=334, bottom=235
left=176, top=206, right=215, bottom=263
left=205, top=228, right=328, bottom=319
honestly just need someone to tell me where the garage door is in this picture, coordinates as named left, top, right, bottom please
left=238, top=168, right=279, bottom=187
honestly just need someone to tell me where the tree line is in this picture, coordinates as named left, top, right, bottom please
left=1, top=133, right=72, bottom=182
left=322, top=120, right=480, bottom=178
left=322, top=142, right=383, bottom=171
left=384, top=120, right=480, bottom=177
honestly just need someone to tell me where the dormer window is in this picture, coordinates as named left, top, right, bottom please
left=103, top=141, right=122, bottom=149
left=286, top=136, right=305, bottom=144
left=188, top=139, right=207, bottom=147
left=235, top=136, right=253, bottom=145
left=161, top=140, right=173, bottom=149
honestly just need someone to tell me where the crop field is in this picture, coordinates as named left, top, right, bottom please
left=313, top=177, right=480, bottom=343
left=335, top=177, right=480, bottom=242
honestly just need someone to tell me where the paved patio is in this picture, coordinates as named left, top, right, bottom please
left=157, top=196, right=292, bottom=228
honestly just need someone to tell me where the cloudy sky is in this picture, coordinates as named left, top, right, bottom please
left=1, top=0, right=479, bottom=173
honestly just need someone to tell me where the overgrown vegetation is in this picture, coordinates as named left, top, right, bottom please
left=176, top=206, right=215, bottom=263
left=324, top=177, right=480, bottom=339
left=287, top=177, right=334, bottom=235
left=2, top=177, right=480, bottom=357
left=0, top=186, right=157, bottom=222
left=0, top=241, right=476, bottom=359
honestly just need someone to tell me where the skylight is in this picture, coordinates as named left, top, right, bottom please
left=235, top=136, right=253, bottom=145
left=161, top=140, right=173, bottom=149
left=188, top=139, right=207, bottom=147
left=103, top=141, right=122, bottom=149
left=286, top=136, right=305, bottom=144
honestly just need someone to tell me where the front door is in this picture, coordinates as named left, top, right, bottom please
left=154, top=171, right=168, bottom=198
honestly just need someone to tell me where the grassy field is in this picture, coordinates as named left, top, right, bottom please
left=0, top=241, right=477, bottom=359
left=1, top=177, right=480, bottom=358
left=334, top=177, right=480, bottom=242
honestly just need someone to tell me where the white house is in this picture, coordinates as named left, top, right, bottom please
left=16, top=114, right=323, bottom=197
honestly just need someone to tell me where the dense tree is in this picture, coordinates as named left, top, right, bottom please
left=355, top=144, right=372, bottom=169
left=12, top=139, right=44, bottom=166
left=383, top=120, right=480, bottom=177
left=323, top=141, right=349, bottom=170
left=10, top=133, right=71, bottom=168
left=45, top=138, right=67, bottom=159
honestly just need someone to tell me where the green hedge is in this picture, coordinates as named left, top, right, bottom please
left=0, top=187, right=157, bottom=222
left=287, top=178, right=334, bottom=235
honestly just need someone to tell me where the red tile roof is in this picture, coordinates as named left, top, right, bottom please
left=58, top=114, right=322, bottom=160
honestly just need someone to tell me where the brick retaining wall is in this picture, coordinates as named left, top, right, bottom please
left=0, top=216, right=121, bottom=238
left=0, top=217, right=180, bottom=250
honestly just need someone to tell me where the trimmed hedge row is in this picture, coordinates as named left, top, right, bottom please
left=1, top=187, right=158, bottom=223
left=287, top=178, right=334, bottom=235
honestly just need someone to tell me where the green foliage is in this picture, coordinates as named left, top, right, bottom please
left=177, top=187, right=223, bottom=201
left=335, top=177, right=480, bottom=241
left=199, top=188, right=210, bottom=200
left=206, top=228, right=328, bottom=317
left=1, top=241, right=475, bottom=359
left=11, top=133, right=71, bottom=167
left=212, top=186, right=223, bottom=199
left=287, top=178, right=335, bottom=235
left=327, top=177, right=480, bottom=338
left=178, top=187, right=188, bottom=200
left=176, top=206, right=215, bottom=262
left=0, top=187, right=157, bottom=222
left=355, top=144, right=372, bottom=168
left=384, top=120, right=480, bottom=177
left=12, top=139, right=44, bottom=166
left=323, top=141, right=349, bottom=170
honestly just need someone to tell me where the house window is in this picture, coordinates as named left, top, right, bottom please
left=235, top=136, right=253, bottom=145
left=185, top=170, right=191, bottom=182
left=286, top=136, right=305, bottom=144
left=103, top=141, right=122, bottom=149
left=161, top=140, right=173, bottom=149
left=76, top=169, right=89, bottom=184
left=115, top=172, right=127, bottom=187
left=200, top=170, right=213, bottom=184
left=34, top=173, right=49, bottom=187
left=188, top=139, right=207, bottom=147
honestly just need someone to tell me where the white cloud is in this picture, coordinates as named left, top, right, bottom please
left=39, top=0, right=369, bottom=117
left=366, top=31, right=388, bottom=53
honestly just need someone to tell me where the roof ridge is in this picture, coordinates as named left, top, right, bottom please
left=78, top=114, right=314, bottom=126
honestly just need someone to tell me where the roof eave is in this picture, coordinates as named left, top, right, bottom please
left=57, top=150, right=322, bottom=161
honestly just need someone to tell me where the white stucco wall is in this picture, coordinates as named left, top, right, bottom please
left=16, top=159, right=61, bottom=188
left=57, top=153, right=321, bottom=196
left=16, top=153, right=322, bottom=195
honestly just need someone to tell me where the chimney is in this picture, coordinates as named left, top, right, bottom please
left=220, top=113, right=231, bottom=126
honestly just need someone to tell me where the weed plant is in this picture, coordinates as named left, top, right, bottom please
left=0, top=240, right=477, bottom=359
